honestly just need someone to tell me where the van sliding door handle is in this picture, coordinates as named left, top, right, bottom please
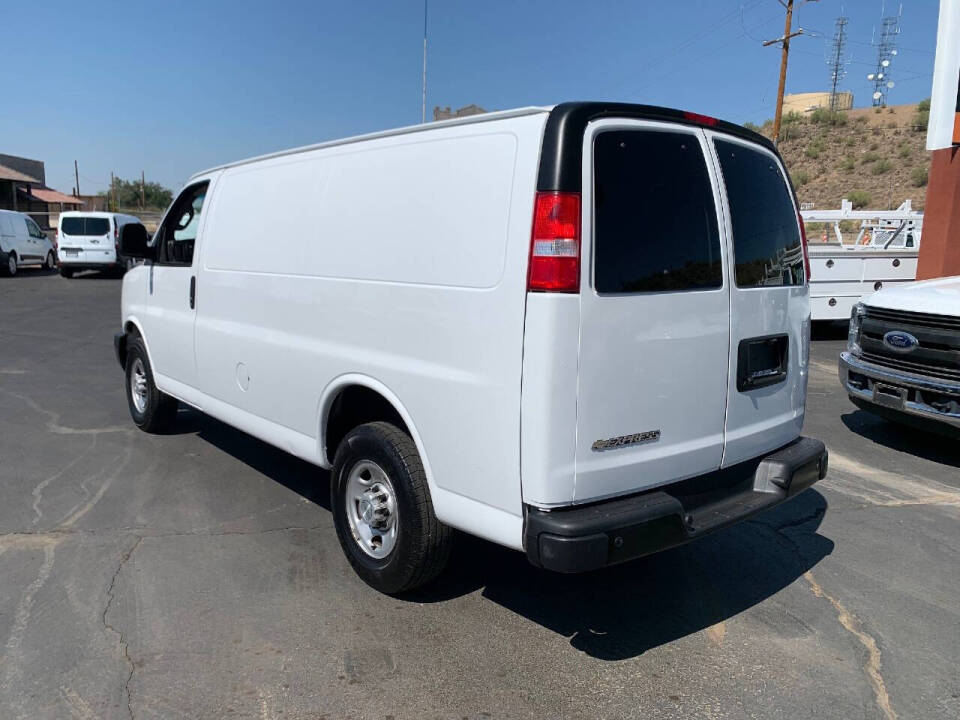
left=189, top=276, right=196, bottom=309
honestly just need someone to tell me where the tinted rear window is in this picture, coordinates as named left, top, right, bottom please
left=593, top=130, right=722, bottom=293
left=714, top=139, right=803, bottom=287
left=61, top=217, right=110, bottom=236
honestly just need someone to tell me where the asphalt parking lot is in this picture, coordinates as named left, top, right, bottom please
left=1, top=270, right=958, bottom=720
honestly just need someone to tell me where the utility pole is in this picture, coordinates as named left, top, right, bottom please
left=141, top=171, right=146, bottom=209
left=421, top=0, right=428, bottom=123
left=74, top=160, right=80, bottom=198
left=764, top=0, right=816, bottom=144
left=868, top=12, right=900, bottom=107
left=110, top=172, right=115, bottom=212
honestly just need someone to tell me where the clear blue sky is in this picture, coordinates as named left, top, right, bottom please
left=2, top=0, right=939, bottom=195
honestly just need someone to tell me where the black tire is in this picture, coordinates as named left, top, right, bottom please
left=124, top=335, right=178, bottom=432
left=331, top=421, right=452, bottom=594
left=60, top=267, right=73, bottom=278
left=4, top=252, right=16, bottom=276
left=45, top=251, right=56, bottom=270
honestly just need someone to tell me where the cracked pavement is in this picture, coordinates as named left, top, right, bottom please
left=1, top=272, right=959, bottom=719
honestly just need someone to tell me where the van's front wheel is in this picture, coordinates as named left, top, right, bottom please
left=331, top=422, right=452, bottom=594
left=124, top=336, right=178, bottom=432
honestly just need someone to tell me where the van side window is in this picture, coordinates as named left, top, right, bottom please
left=714, top=139, right=803, bottom=287
left=156, top=182, right=209, bottom=266
left=593, top=130, right=723, bottom=293
left=25, top=218, right=44, bottom=238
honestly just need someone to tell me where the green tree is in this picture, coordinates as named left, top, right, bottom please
left=99, top=177, right=173, bottom=210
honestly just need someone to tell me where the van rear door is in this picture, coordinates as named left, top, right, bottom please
left=60, top=216, right=113, bottom=257
left=707, top=134, right=808, bottom=466
left=572, top=119, right=731, bottom=503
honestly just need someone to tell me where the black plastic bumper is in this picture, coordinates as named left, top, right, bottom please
left=113, top=332, right=126, bottom=369
left=524, top=436, right=828, bottom=573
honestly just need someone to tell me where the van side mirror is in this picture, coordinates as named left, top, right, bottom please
left=119, top=223, right=156, bottom=261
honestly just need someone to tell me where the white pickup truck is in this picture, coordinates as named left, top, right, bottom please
left=840, top=276, right=960, bottom=434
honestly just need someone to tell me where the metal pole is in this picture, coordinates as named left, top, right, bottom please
left=772, top=0, right=794, bottom=144
left=421, top=0, right=428, bottom=123
left=74, top=160, right=80, bottom=197
left=141, top=171, right=146, bottom=209
left=110, top=172, right=115, bottom=212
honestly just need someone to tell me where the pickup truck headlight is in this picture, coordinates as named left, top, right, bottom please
left=847, top=303, right=864, bottom=354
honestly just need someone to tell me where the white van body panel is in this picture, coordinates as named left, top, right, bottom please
left=123, top=112, right=548, bottom=545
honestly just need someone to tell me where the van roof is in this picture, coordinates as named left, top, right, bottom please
left=189, top=102, right=776, bottom=185
left=190, top=106, right=553, bottom=180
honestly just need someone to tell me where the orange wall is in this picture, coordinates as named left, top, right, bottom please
left=916, top=146, right=960, bottom=280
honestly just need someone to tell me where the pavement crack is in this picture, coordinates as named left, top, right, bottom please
left=804, top=571, right=897, bottom=720
left=101, top=535, right=143, bottom=720
left=0, top=388, right=132, bottom=436
left=31, top=436, right=98, bottom=527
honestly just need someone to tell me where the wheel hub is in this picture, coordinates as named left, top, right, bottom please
left=345, top=461, right=398, bottom=558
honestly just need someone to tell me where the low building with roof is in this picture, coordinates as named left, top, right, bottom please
left=0, top=152, right=83, bottom=231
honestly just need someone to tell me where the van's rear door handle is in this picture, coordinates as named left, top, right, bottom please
left=189, top=276, right=196, bottom=309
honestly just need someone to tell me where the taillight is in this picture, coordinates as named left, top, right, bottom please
left=683, top=111, right=718, bottom=127
left=797, top=210, right=811, bottom=283
left=528, top=192, right=581, bottom=292
left=114, top=224, right=119, bottom=239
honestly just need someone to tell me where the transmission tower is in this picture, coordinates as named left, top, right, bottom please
left=827, top=17, right=849, bottom=111
left=868, top=13, right=900, bottom=107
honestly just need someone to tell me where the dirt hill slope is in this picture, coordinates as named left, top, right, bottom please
left=752, top=102, right=931, bottom=211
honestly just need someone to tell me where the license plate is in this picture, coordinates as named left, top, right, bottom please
left=64, top=249, right=79, bottom=256
left=873, top=382, right=906, bottom=409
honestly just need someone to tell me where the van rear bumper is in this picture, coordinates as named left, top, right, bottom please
left=523, top=436, right=827, bottom=573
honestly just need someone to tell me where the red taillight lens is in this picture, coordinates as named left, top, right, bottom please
left=114, top=224, right=119, bottom=239
left=797, top=210, right=810, bottom=283
left=528, top=192, right=581, bottom=292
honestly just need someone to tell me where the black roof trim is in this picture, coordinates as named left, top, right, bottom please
left=536, top=102, right=779, bottom=192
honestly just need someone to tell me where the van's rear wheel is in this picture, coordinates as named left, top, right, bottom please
left=45, top=251, right=56, bottom=270
left=331, top=421, right=452, bottom=594
left=124, top=335, right=178, bottom=432
left=4, top=253, right=16, bottom=276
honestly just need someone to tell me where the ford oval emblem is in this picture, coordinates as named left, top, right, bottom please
left=883, top=330, right=919, bottom=352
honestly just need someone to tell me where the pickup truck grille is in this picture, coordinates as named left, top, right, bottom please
left=859, top=307, right=960, bottom=382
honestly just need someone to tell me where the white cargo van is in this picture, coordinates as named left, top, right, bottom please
left=115, top=103, right=828, bottom=593
left=58, top=211, right=143, bottom=277
left=0, top=209, right=57, bottom=275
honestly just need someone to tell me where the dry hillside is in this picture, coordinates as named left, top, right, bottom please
left=750, top=102, right=931, bottom=211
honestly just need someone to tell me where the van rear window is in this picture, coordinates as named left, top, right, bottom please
left=593, top=130, right=722, bottom=293
left=61, top=217, right=110, bottom=236
left=714, top=139, right=803, bottom=287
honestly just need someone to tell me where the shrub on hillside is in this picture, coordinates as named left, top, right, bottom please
left=871, top=159, right=892, bottom=175
left=848, top=190, right=871, bottom=208
left=898, top=143, right=911, bottom=159
left=861, top=151, right=881, bottom=164
left=911, top=166, right=928, bottom=187
left=743, top=121, right=762, bottom=133
left=791, top=170, right=810, bottom=187
left=841, top=156, right=856, bottom=171
left=804, top=146, right=821, bottom=159
left=810, top=108, right=848, bottom=126
left=912, top=98, right=930, bottom=132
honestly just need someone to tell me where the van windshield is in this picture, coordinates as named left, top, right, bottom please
left=714, top=139, right=803, bottom=287
left=61, top=217, right=110, bottom=236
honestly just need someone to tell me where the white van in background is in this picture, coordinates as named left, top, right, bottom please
left=114, top=102, right=828, bottom=594
left=57, top=212, right=143, bottom=277
left=0, top=209, right=57, bottom=276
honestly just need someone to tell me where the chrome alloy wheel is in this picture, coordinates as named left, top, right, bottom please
left=7, top=255, right=16, bottom=275
left=130, top=357, right=149, bottom=414
left=345, top=460, right=398, bottom=559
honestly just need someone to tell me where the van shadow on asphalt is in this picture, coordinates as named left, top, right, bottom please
left=841, top=410, right=960, bottom=468
left=178, top=408, right=832, bottom=662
